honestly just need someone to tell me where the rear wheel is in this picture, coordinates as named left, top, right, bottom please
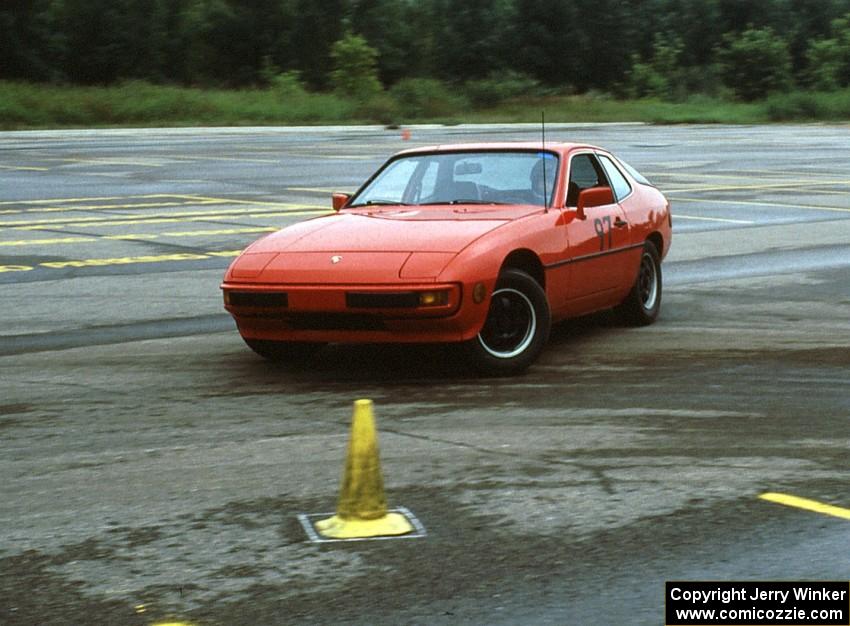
left=244, top=338, right=324, bottom=362
left=463, top=269, right=551, bottom=376
left=618, top=241, right=662, bottom=326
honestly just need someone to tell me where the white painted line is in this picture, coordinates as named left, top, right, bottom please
left=666, top=180, right=850, bottom=194
left=675, top=196, right=850, bottom=214
left=674, top=214, right=754, bottom=224
left=298, top=507, right=427, bottom=544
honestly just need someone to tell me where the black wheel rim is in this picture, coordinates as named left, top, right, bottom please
left=639, top=252, right=658, bottom=310
left=477, top=287, right=536, bottom=358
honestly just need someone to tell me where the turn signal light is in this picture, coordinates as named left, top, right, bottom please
left=472, top=282, right=487, bottom=304
left=418, top=290, right=450, bottom=307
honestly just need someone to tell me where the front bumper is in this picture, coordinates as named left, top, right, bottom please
left=221, top=281, right=487, bottom=344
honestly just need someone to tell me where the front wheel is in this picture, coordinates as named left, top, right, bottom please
left=462, top=269, right=551, bottom=376
left=617, top=241, right=662, bottom=326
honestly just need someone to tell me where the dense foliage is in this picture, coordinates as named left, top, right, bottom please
left=3, top=0, right=850, bottom=102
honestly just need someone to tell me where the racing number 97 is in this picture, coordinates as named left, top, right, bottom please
left=594, top=216, right=613, bottom=251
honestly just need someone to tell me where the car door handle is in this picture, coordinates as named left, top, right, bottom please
left=614, top=218, right=628, bottom=228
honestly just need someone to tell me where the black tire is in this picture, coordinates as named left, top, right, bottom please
left=463, top=268, right=551, bottom=376
left=618, top=241, right=662, bottom=326
left=244, top=338, right=324, bottom=362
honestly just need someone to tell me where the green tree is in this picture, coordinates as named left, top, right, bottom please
left=629, top=33, right=685, bottom=100
left=806, top=13, right=850, bottom=89
left=329, top=32, right=382, bottom=100
left=350, top=0, right=418, bottom=85
left=512, top=0, right=577, bottom=86
left=806, top=38, right=844, bottom=90
left=512, top=0, right=634, bottom=91
left=718, top=26, right=793, bottom=100
left=570, top=0, right=635, bottom=90
left=0, top=0, right=56, bottom=81
left=52, top=0, right=138, bottom=83
left=433, top=0, right=514, bottom=81
left=290, top=0, right=345, bottom=88
left=181, top=0, right=297, bottom=86
left=835, top=13, right=850, bottom=85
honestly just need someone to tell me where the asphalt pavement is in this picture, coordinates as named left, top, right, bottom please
left=1, top=124, right=848, bottom=625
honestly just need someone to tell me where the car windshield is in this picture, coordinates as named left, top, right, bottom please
left=349, top=151, right=559, bottom=208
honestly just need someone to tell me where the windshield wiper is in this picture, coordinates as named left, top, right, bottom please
left=449, top=199, right=510, bottom=205
left=348, top=200, right=408, bottom=208
left=416, top=200, right=510, bottom=206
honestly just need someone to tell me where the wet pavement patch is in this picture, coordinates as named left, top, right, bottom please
left=0, top=403, right=33, bottom=416
left=0, top=549, right=149, bottom=626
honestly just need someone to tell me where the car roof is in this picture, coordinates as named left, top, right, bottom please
left=394, top=141, right=604, bottom=157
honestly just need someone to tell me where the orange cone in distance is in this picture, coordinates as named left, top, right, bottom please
left=314, top=399, right=413, bottom=539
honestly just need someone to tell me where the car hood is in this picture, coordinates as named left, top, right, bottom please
left=226, top=206, right=538, bottom=283
left=245, top=206, right=538, bottom=254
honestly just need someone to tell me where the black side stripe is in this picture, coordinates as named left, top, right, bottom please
left=544, top=242, right=644, bottom=270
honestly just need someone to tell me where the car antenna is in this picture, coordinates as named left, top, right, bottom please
left=541, top=110, right=548, bottom=212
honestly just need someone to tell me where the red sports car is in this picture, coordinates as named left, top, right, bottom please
left=222, top=142, right=671, bottom=375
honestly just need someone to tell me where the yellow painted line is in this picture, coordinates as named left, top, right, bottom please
left=39, top=252, right=211, bottom=269
left=101, top=234, right=151, bottom=241
left=760, top=492, right=850, bottom=521
left=48, top=157, right=166, bottom=167
left=674, top=215, right=754, bottom=224
left=806, top=188, right=850, bottom=196
left=0, top=236, right=96, bottom=247
left=187, top=195, right=327, bottom=209
left=2, top=204, right=324, bottom=228
left=0, top=264, right=34, bottom=273
left=37, top=251, right=240, bottom=269
left=666, top=180, right=850, bottom=193
left=13, top=212, right=322, bottom=230
left=1, top=200, right=225, bottom=216
left=164, top=154, right=279, bottom=164
left=44, top=209, right=320, bottom=229
left=157, top=226, right=278, bottom=238
left=0, top=164, right=50, bottom=172
left=101, top=226, right=277, bottom=239
left=288, top=186, right=344, bottom=194
left=0, top=227, right=277, bottom=247
left=1, top=250, right=243, bottom=273
left=249, top=210, right=331, bottom=219
left=675, top=196, right=850, bottom=214
left=0, top=193, right=206, bottom=206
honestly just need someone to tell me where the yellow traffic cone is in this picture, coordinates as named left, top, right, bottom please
left=314, top=399, right=414, bottom=539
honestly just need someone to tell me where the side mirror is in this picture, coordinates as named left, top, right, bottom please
left=332, top=192, right=351, bottom=212
left=576, top=186, right=614, bottom=220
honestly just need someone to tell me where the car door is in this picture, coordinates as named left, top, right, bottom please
left=562, top=152, right=631, bottom=305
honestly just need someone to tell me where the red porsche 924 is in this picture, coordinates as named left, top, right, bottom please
left=222, top=142, right=671, bottom=375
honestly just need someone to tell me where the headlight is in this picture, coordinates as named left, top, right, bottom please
left=418, top=290, right=450, bottom=307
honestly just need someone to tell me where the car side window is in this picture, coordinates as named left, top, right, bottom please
left=598, top=155, right=632, bottom=201
left=567, top=154, right=604, bottom=206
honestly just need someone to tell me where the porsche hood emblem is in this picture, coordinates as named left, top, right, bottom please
left=331, top=255, right=343, bottom=264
